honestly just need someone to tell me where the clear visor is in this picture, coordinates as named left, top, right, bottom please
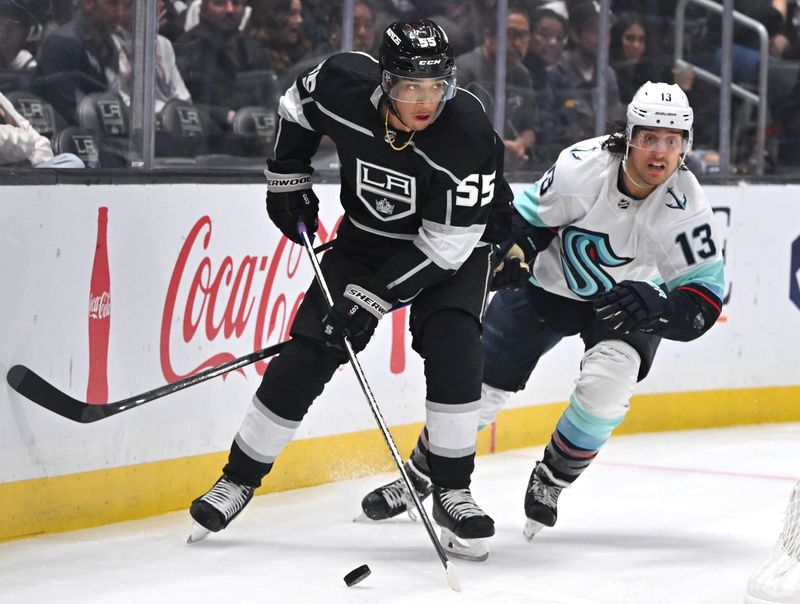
left=629, top=129, right=688, bottom=154
left=383, top=72, right=457, bottom=105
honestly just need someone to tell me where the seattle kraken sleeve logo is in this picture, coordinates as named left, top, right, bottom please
left=666, top=186, right=688, bottom=210
left=569, top=145, right=598, bottom=160
left=560, top=227, right=633, bottom=298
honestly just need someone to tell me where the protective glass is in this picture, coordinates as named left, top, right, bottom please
left=629, top=129, right=686, bottom=154
left=383, top=72, right=457, bottom=105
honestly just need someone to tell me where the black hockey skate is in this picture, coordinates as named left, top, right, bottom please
left=523, top=461, right=567, bottom=541
left=360, top=460, right=433, bottom=521
left=187, top=475, right=255, bottom=543
left=432, top=486, right=495, bottom=562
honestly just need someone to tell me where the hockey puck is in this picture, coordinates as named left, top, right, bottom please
left=343, top=564, right=371, bottom=587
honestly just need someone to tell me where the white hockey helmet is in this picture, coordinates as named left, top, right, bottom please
left=626, top=81, right=694, bottom=156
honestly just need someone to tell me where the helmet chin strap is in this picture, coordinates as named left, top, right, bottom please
left=382, top=95, right=414, bottom=131
left=621, top=143, right=651, bottom=192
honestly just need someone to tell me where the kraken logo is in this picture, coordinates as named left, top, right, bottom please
left=665, top=186, right=687, bottom=210
left=560, top=227, right=633, bottom=298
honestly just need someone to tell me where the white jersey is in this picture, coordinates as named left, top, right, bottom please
left=515, top=136, right=725, bottom=302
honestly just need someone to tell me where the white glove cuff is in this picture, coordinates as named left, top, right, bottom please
left=263, top=169, right=313, bottom=193
left=344, top=284, right=392, bottom=319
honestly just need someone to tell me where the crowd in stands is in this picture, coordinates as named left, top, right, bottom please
left=1, top=0, right=799, bottom=172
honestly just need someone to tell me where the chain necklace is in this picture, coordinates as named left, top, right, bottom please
left=384, top=110, right=415, bottom=151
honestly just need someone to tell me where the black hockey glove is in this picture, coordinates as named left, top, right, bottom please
left=593, top=280, right=673, bottom=334
left=490, top=243, right=530, bottom=291
left=264, top=158, right=319, bottom=244
left=511, top=207, right=557, bottom=265
left=322, top=279, right=396, bottom=353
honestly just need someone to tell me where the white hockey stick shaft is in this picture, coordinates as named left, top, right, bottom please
left=297, top=223, right=459, bottom=591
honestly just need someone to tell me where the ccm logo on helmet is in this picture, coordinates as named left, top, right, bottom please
left=419, top=59, right=442, bottom=65
left=266, top=175, right=311, bottom=187
left=388, top=30, right=401, bottom=45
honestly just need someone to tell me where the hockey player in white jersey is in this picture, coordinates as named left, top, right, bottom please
left=361, top=81, right=725, bottom=541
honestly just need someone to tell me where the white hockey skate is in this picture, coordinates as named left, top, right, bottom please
left=433, top=487, right=495, bottom=562
left=523, top=462, right=567, bottom=541
left=187, top=475, right=255, bottom=543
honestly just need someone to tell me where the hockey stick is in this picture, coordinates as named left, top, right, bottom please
left=6, top=239, right=338, bottom=424
left=6, top=341, right=288, bottom=424
left=297, top=223, right=461, bottom=592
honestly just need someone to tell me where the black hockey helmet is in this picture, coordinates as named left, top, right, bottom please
left=379, top=19, right=455, bottom=80
left=379, top=19, right=457, bottom=116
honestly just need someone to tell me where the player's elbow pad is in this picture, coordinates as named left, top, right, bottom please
left=661, top=287, right=722, bottom=342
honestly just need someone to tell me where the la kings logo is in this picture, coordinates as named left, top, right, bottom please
left=356, top=159, right=416, bottom=221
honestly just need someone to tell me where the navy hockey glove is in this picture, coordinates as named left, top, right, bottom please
left=264, top=158, right=319, bottom=244
left=491, top=244, right=530, bottom=291
left=593, top=280, right=673, bottom=334
left=322, top=280, right=395, bottom=353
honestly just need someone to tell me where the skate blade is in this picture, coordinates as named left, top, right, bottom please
left=523, top=518, right=546, bottom=542
left=187, top=522, right=211, bottom=544
left=352, top=512, right=385, bottom=523
left=352, top=502, right=419, bottom=523
left=439, top=528, right=489, bottom=562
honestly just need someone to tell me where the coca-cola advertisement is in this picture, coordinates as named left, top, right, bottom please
left=159, top=212, right=409, bottom=389
left=87, top=206, right=111, bottom=405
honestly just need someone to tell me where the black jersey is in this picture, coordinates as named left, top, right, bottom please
left=274, top=51, right=511, bottom=302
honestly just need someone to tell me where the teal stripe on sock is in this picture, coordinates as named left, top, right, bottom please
left=556, top=396, right=626, bottom=449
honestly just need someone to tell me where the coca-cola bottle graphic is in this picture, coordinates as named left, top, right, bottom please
left=87, top=207, right=111, bottom=404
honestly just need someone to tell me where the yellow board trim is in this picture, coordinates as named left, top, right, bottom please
left=2, top=385, right=798, bottom=542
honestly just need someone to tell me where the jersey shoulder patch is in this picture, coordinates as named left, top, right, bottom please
left=563, top=136, right=606, bottom=162
left=549, top=138, right=613, bottom=198
left=658, top=169, right=709, bottom=215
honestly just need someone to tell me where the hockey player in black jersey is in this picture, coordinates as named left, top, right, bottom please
left=189, top=19, right=513, bottom=562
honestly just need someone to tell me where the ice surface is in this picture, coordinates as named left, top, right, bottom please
left=2, top=423, right=799, bottom=604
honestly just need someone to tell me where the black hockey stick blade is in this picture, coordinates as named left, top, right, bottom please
left=7, top=340, right=288, bottom=423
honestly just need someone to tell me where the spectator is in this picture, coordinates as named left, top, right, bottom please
left=0, top=0, right=39, bottom=72
left=456, top=5, right=539, bottom=168
left=35, top=0, right=121, bottom=125
left=429, top=0, right=484, bottom=57
left=350, top=0, right=379, bottom=54
left=158, top=0, right=189, bottom=42
left=548, top=0, right=624, bottom=146
left=181, top=0, right=248, bottom=33
left=299, top=0, right=332, bottom=52
left=313, top=0, right=378, bottom=56
left=174, top=0, right=273, bottom=129
left=279, top=1, right=379, bottom=98
left=610, top=12, right=654, bottom=103
left=523, top=6, right=566, bottom=161
left=696, top=0, right=787, bottom=85
left=113, top=0, right=191, bottom=113
left=525, top=5, right=566, bottom=73
left=0, top=91, right=83, bottom=167
left=41, top=0, right=76, bottom=39
left=245, top=0, right=309, bottom=78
